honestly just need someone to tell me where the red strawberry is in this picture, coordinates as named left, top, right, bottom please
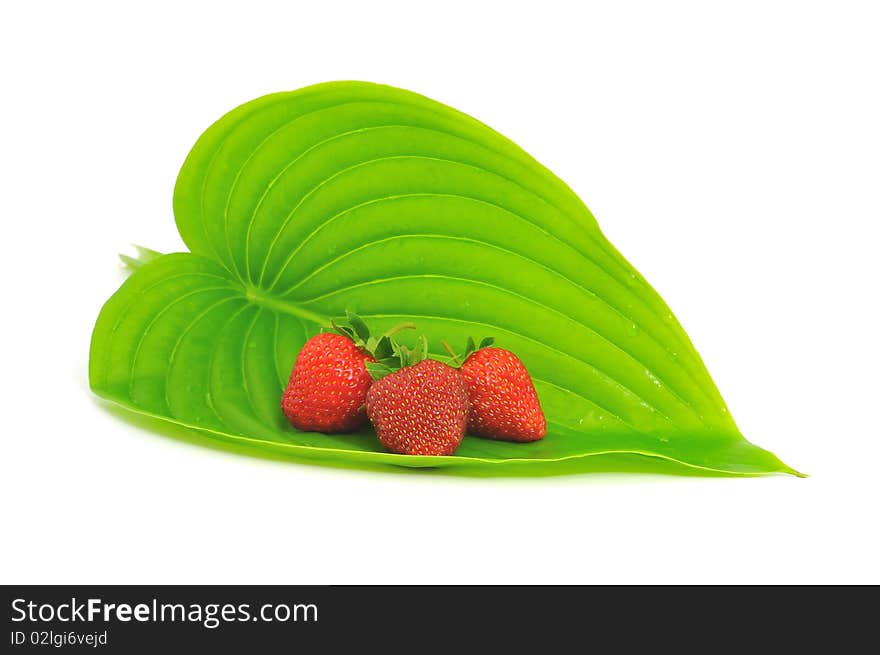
left=365, top=359, right=468, bottom=456
left=281, top=332, right=374, bottom=433
left=459, top=344, right=546, bottom=442
left=281, top=313, right=415, bottom=433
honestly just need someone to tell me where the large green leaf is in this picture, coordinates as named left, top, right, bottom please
left=89, top=81, right=799, bottom=476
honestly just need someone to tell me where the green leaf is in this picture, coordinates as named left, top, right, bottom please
left=374, top=335, right=394, bottom=360
left=412, top=334, right=429, bottom=363
left=331, top=321, right=356, bottom=340
left=346, top=310, right=371, bottom=343
left=89, top=81, right=800, bottom=476
left=393, top=342, right=413, bottom=368
left=478, top=337, right=495, bottom=350
left=465, top=336, right=477, bottom=359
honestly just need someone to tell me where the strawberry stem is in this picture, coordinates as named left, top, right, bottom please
left=383, top=322, right=417, bottom=337
left=440, top=339, right=461, bottom=366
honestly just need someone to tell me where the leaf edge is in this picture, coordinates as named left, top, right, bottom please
left=90, top=389, right=804, bottom=477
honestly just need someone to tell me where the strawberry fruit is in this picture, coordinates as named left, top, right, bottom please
left=366, top=358, right=469, bottom=456
left=281, top=332, right=373, bottom=433
left=456, top=338, right=546, bottom=442
left=281, top=313, right=414, bottom=433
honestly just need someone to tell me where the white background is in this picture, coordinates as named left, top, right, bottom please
left=2, top=1, right=878, bottom=584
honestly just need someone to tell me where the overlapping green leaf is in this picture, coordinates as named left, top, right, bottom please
left=89, top=81, right=798, bottom=475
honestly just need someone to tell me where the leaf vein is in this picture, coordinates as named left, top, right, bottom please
left=162, top=296, right=245, bottom=419
left=100, top=269, right=232, bottom=389
left=265, top=190, right=700, bottom=374
left=239, top=306, right=278, bottom=431
left=283, top=231, right=716, bottom=414
left=126, top=288, right=236, bottom=406
left=240, top=123, right=415, bottom=283
left=260, top=154, right=607, bottom=291
left=203, top=303, right=254, bottom=429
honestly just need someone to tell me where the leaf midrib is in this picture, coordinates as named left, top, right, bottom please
left=243, top=285, right=328, bottom=324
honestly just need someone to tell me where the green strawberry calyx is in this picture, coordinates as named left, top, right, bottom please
left=328, top=311, right=428, bottom=380
left=364, top=333, right=431, bottom=380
